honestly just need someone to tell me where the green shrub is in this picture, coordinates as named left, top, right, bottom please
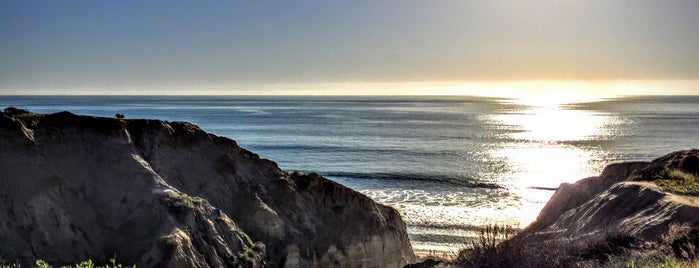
left=242, top=232, right=255, bottom=247
left=604, top=254, right=684, bottom=268
left=1, top=107, right=46, bottom=122
left=32, top=257, right=135, bottom=268
left=655, top=169, right=699, bottom=196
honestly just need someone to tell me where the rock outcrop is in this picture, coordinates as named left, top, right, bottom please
left=0, top=108, right=415, bottom=267
left=523, top=150, right=699, bottom=246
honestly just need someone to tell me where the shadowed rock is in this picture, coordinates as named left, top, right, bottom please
left=0, top=108, right=415, bottom=267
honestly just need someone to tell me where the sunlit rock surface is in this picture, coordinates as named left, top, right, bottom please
left=523, top=149, right=699, bottom=245
left=0, top=108, right=415, bottom=267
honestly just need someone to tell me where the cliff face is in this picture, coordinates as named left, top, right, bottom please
left=523, top=150, right=699, bottom=246
left=440, top=150, right=699, bottom=268
left=0, top=108, right=415, bottom=267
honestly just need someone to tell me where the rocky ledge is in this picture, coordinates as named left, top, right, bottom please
left=448, top=150, right=699, bottom=267
left=524, top=149, right=699, bottom=245
left=0, top=108, right=415, bottom=267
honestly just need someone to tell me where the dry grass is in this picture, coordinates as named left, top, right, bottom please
left=655, top=169, right=699, bottom=196
left=452, top=225, right=578, bottom=268
left=451, top=223, right=699, bottom=268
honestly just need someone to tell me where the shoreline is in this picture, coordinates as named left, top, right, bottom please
left=413, top=248, right=458, bottom=261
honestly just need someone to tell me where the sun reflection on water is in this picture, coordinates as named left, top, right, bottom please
left=339, top=95, right=630, bottom=256
left=493, top=108, right=609, bottom=142
left=480, top=96, right=625, bottom=227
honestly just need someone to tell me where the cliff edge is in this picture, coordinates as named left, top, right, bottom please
left=452, top=150, right=699, bottom=267
left=523, top=149, right=699, bottom=245
left=0, top=108, right=415, bottom=267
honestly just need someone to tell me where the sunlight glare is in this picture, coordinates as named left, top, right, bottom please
left=492, top=107, right=609, bottom=142
left=479, top=93, right=626, bottom=227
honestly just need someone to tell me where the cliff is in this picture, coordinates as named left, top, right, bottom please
left=451, top=150, right=699, bottom=268
left=0, top=108, right=415, bottom=267
left=523, top=150, right=699, bottom=245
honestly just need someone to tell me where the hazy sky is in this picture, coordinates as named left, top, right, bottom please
left=1, top=1, right=698, bottom=95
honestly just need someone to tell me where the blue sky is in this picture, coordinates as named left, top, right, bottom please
left=1, top=1, right=698, bottom=94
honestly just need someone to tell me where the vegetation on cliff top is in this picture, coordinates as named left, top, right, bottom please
left=445, top=149, right=699, bottom=268
left=631, top=149, right=699, bottom=196
left=2, top=107, right=132, bottom=137
left=0, top=257, right=134, bottom=268
left=443, top=224, right=699, bottom=268
left=1, top=107, right=46, bottom=122
left=654, top=169, right=699, bottom=196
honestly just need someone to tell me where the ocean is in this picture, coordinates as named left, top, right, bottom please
left=2, top=95, right=698, bottom=254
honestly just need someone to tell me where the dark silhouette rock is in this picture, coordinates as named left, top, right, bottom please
left=0, top=108, right=415, bottom=267
left=404, top=258, right=444, bottom=268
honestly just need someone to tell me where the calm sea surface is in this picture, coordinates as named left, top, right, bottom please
left=2, top=95, right=698, bottom=253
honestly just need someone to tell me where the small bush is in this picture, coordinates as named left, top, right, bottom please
left=1, top=107, right=45, bottom=122
left=453, top=224, right=580, bottom=267
left=604, top=254, right=684, bottom=268
left=32, top=256, right=135, bottom=268
left=663, top=224, right=699, bottom=261
left=581, top=235, right=638, bottom=263
left=0, top=260, right=21, bottom=268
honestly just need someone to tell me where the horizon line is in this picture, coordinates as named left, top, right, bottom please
left=2, top=79, right=698, bottom=96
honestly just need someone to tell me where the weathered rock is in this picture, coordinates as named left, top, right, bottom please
left=525, top=161, right=650, bottom=233
left=523, top=150, right=699, bottom=246
left=0, top=108, right=415, bottom=267
left=403, top=258, right=444, bottom=268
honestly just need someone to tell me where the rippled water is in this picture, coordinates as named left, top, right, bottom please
left=3, top=95, right=698, bottom=253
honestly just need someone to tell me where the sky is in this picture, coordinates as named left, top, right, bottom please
left=1, top=0, right=698, bottom=95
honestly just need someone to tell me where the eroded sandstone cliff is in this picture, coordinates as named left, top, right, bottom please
left=0, top=108, right=415, bottom=267
left=449, top=150, right=699, bottom=267
left=523, top=149, right=699, bottom=247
